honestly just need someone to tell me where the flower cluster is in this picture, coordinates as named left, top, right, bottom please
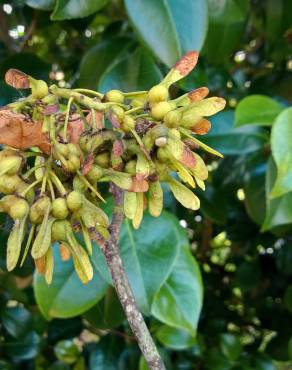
left=0, top=51, right=225, bottom=284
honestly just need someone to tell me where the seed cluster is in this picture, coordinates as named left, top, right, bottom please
left=0, top=51, right=225, bottom=284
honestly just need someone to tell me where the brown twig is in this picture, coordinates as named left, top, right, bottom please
left=91, top=184, right=166, bottom=370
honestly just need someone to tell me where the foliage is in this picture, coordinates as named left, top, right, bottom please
left=0, top=0, right=291, bottom=369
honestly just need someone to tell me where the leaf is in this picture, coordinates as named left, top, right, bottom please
left=78, top=37, right=133, bottom=90
left=0, top=109, right=50, bottom=153
left=203, top=110, right=269, bottom=155
left=156, top=325, right=196, bottom=350
left=219, top=333, right=242, bottom=361
left=118, top=212, right=184, bottom=314
left=34, top=244, right=108, bottom=319
left=124, top=0, right=208, bottom=67
left=151, top=245, right=203, bottom=333
left=270, top=107, right=292, bottom=198
left=25, top=0, right=55, bottom=10
left=1, top=331, right=42, bottom=360
left=51, top=0, right=108, bottom=20
left=262, top=158, right=292, bottom=231
left=204, top=0, right=249, bottom=63
left=1, top=306, right=32, bottom=339
left=235, top=95, right=284, bottom=127
left=98, top=48, right=162, bottom=93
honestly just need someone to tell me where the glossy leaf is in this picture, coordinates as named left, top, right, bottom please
left=262, top=158, right=292, bottom=231
left=78, top=38, right=133, bottom=90
left=34, top=244, right=108, bottom=319
left=203, top=110, right=269, bottom=155
left=270, top=107, right=292, bottom=198
left=156, top=325, right=196, bottom=350
left=1, top=331, right=42, bottom=360
left=51, top=0, right=108, bottom=20
left=119, top=212, right=184, bottom=314
left=99, top=48, right=162, bottom=93
left=235, top=95, right=283, bottom=127
left=25, top=0, right=55, bottom=10
left=1, top=306, right=32, bottom=339
left=124, top=0, right=208, bottom=67
left=151, top=245, right=203, bottom=332
left=204, top=0, right=249, bottom=63
left=219, top=333, right=242, bottom=361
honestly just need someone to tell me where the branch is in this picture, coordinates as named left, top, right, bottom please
left=92, top=184, right=166, bottom=370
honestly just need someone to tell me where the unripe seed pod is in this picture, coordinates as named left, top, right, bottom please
left=169, top=128, right=181, bottom=139
left=0, top=174, right=22, bottom=194
left=151, top=101, right=173, bottom=120
left=95, top=152, right=110, bottom=168
left=52, top=220, right=70, bottom=241
left=131, top=99, right=144, bottom=108
left=157, top=147, right=169, bottom=162
left=148, top=85, right=169, bottom=103
left=122, top=115, right=135, bottom=132
left=105, top=89, right=124, bottom=104
left=52, top=198, right=69, bottom=219
left=86, top=165, right=104, bottom=182
left=67, top=155, right=80, bottom=172
left=73, top=176, right=87, bottom=192
left=164, top=110, right=182, bottom=128
left=29, top=78, right=49, bottom=99
left=9, top=198, right=29, bottom=220
left=67, top=191, right=83, bottom=212
left=67, top=143, right=80, bottom=157
left=125, top=160, right=137, bottom=175
left=30, top=196, right=51, bottom=224
left=111, top=105, right=125, bottom=120
left=54, top=142, right=69, bottom=157
left=0, top=155, right=22, bottom=176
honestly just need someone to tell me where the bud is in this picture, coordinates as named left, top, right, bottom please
left=67, top=143, right=80, bottom=157
left=164, top=110, right=182, bottom=128
left=54, top=142, right=69, bottom=157
left=151, top=101, right=173, bottom=121
left=29, top=77, right=49, bottom=99
left=73, top=175, right=87, bottom=192
left=105, top=89, right=124, bottom=104
left=67, top=191, right=84, bottom=212
left=0, top=155, right=22, bottom=176
left=9, top=198, right=29, bottom=220
left=121, top=115, right=135, bottom=132
left=95, top=152, right=110, bottom=168
left=157, top=147, right=169, bottom=162
left=52, top=220, right=70, bottom=241
left=86, top=165, right=104, bottom=182
left=30, top=196, right=51, bottom=224
left=125, top=160, right=137, bottom=175
left=66, top=155, right=81, bottom=172
left=148, top=85, right=169, bottom=103
left=111, top=105, right=125, bottom=120
left=52, top=198, right=69, bottom=219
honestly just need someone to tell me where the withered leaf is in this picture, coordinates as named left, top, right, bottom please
left=5, top=69, right=30, bottom=89
left=0, top=109, right=50, bottom=153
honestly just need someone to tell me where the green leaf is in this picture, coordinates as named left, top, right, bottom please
left=34, top=244, right=108, bottom=319
left=1, top=306, right=32, bottom=339
left=205, top=348, right=232, bottom=370
left=54, top=340, right=80, bottom=364
left=235, top=95, right=283, bottom=127
left=203, top=110, right=269, bottom=155
left=262, top=158, right=292, bottom=231
left=51, top=0, right=108, bottom=20
left=83, top=287, right=125, bottom=329
left=203, top=0, right=249, bottom=63
left=124, top=0, right=208, bottom=67
left=219, top=333, right=242, bottom=361
left=253, top=354, right=276, bottom=370
left=270, top=107, right=292, bottom=198
left=156, top=325, right=196, bottom=350
left=25, top=0, right=55, bottom=10
left=1, top=331, right=42, bottom=360
left=151, top=245, right=203, bottom=333
left=119, top=212, right=184, bottom=314
left=78, top=37, right=133, bottom=90
left=99, top=48, right=162, bottom=93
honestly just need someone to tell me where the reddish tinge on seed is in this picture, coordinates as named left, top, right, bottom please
left=130, top=176, right=149, bottom=192
left=188, top=87, right=209, bottom=102
left=5, top=68, right=30, bottom=89
left=179, top=146, right=196, bottom=168
left=112, top=139, right=124, bottom=157
left=174, top=51, right=199, bottom=76
left=191, top=118, right=211, bottom=135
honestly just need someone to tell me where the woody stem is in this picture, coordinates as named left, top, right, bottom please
left=93, top=184, right=166, bottom=370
